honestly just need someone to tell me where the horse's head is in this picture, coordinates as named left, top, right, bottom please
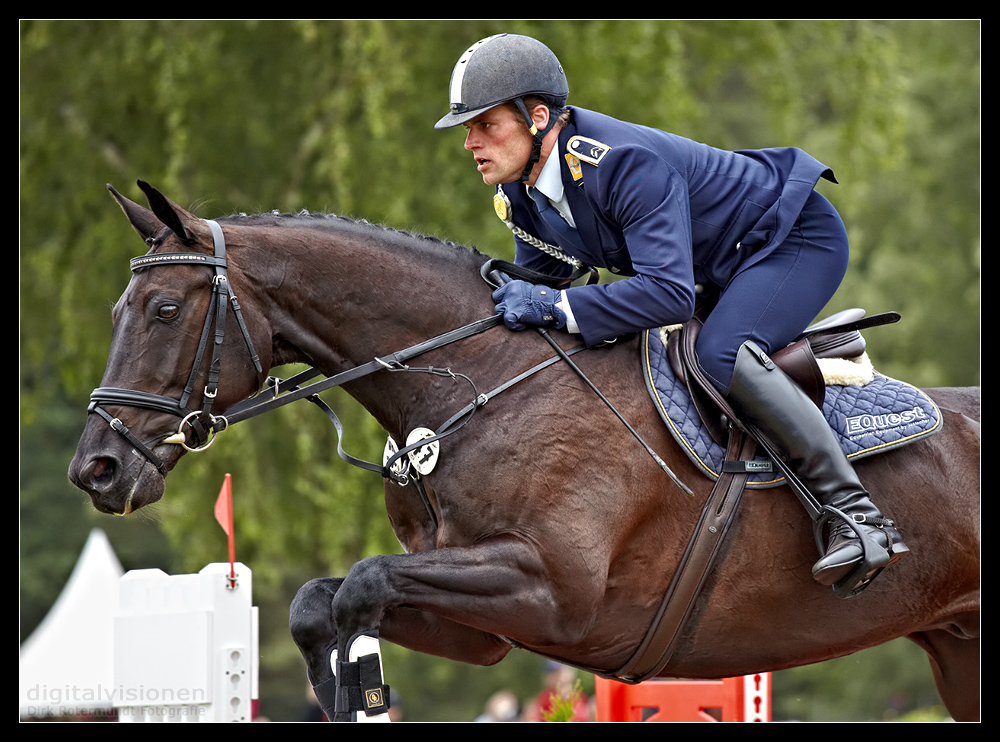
left=68, top=181, right=269, bottom=514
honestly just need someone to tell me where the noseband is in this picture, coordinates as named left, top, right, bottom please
left=87, top=220, right=263, bottom=475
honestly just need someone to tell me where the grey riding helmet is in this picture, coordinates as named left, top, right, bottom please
left=433, top=33, right=569, bottom=130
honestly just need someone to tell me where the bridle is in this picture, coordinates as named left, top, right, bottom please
left=87, top=222, right=688, bottom=498
left=86, top=217, right=505, bottom=483
left=87, top=220, right=263, bottom=475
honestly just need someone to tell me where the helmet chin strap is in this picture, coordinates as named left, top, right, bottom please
left=514, top=97, right=557, bottom=183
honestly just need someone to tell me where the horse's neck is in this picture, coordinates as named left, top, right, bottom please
left=239, top=221, right=492, bottom=429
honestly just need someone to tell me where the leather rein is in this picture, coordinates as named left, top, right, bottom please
left=88, top=219, right=712, bottom=684
left=86, top=221, right=617, bottom=487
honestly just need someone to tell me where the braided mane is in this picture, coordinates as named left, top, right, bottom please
left=219, top=209, right=493, bottom=273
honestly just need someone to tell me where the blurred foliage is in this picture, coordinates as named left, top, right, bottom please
left=21, top=20, right=978, bottom=721
left=773, top=637, right=955, bottom=722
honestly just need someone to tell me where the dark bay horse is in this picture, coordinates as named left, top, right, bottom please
left=68, top=182, right=981, bottom=721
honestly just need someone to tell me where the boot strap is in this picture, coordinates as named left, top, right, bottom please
left=849, top=512, right=895, bottom=528
left=335, top=653, right=390, bottom=716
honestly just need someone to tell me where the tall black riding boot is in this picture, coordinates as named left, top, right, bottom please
left=726, top=341, right=909, bottom=592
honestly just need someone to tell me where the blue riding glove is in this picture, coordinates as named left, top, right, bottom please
left=492, top=280, right=567, bottom=331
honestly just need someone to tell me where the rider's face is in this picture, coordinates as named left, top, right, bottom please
left=463, top=104, right=548, bottom=186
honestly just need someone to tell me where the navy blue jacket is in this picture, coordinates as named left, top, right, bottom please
left=501, top=107, right=837, bottom=346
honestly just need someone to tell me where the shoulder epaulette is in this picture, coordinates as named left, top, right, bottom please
left=567, top=135, right=612, bottom=166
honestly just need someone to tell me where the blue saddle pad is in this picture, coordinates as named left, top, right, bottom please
left=641, top=329, right=943, bottom=488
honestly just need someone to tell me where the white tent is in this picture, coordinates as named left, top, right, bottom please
left=20, top=528, right=124, bottom=719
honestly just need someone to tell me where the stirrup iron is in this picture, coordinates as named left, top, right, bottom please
left=813, top=506, right=894, bottom=598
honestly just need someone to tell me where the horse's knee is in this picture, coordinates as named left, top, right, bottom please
left=331, top=558, right=390, bottom=635
left=289, top=577, right=342, bottom=651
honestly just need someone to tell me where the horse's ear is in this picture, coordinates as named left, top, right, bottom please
left=135, top=180, right=213, bottom=247
left=108, top=183, right=164, bottom=245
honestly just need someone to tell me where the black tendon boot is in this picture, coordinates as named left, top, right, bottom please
left=726, top=341, right=909, bottom=594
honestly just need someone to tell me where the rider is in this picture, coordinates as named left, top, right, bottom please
left=434, top=33, right=909, bottom=594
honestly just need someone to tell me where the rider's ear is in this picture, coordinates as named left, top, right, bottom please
left=530, top=103, right=551, bottom=132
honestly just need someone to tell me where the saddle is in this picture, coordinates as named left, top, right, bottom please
left=671, top=306, right=880, bottom=448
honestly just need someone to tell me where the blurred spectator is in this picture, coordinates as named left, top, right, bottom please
left=475, top=690, right=521, bottom=722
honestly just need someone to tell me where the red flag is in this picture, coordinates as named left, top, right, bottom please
left=215, top=473, right=233, bottom=535
left=215, top=473, right=235, bottom=583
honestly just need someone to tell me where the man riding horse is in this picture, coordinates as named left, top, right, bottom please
left=434, top=33, right=908, bottom=594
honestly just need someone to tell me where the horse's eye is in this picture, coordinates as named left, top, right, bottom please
left=158, top=304, right=180, bottom=320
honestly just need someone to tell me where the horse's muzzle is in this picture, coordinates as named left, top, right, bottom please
left=68, top=434, right=170, bottom=515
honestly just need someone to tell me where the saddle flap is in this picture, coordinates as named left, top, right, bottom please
left=669, top=322, right=733, bottom=446
left=771, top=339, right=825, bottom=408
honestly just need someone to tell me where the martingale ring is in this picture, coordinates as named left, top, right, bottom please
left=175, top=410, right=228, bottom=453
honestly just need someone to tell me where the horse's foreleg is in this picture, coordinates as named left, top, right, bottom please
left=292, top=570, right=524, bottom=657
left=290, top=535, right=559, bottom=722
left=289, top=577, right=345, bottom=719
left=321, top=535, right=598, bottom=720
left=333, top=535, right=595, bottom=653
left=291, top=577, right=409, bottom=722
left=289, top=575, right=514, bottom=676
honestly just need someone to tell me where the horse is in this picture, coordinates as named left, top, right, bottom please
left=68, top=181, right=981, bottom=722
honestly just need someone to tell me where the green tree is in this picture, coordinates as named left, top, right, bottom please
left=21, top=20, right=978, bottom=721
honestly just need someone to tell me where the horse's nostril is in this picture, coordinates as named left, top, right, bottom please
left=86, top=456, right=117, bottom=491
left=92, top=457, right=108, bottom=479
